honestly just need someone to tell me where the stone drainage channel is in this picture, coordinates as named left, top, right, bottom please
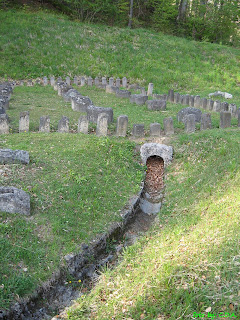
left=1, top=143, right=173, bottom=320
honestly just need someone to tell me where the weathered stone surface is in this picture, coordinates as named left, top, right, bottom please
left=182, top=94, right=190, bottom=105
left=54, top=80, right=64, bottom=91
left=78, top=115, right=89, bottom=134
left=153, top=94, right=167, bottom=101
left=102, top=77, right=107, bottom=85
left=193, top=96, right=200, bottom=108
left=150, top=123, right=161, bottom=137
left=73, top=76, right=79, bottom=85
left=94, top=77, right=100, bottom=86
left=66, top=76, right=71, bottom=86
left=71, top=96, right=92, bottom=112
left=116, top=115, right=128, bottom=137
left=106, top=85, right=119, bottom=94
left=140, top=143, right=173, bottom=166
left=0, top=114, right=9, bottom=134
left=58, top=84, right=73, bottom=97
left=50, top=76, right=55, bottom=86
left=27, top=80, right=33, bottom=86
left=220, top=111, right=231, bottom=128
left=87, top=105, right=113, bottom=124
left=19, top=111, right=29, bottom=133
left=87, top=77, right=93, bottom=86
left=0, top=96, right=9, bottom=110
left=0, top=106, right=6, bottom=115
left=201, top=98, right=207, bottom=109
left=128, top=84, right=141, bottom=90
left=147, top=100, right=166, bottom=111
left=80, top=77, right=85, bottom=86
left=213, top=100, right=221, bottom=112
left=58, top=116, right=69, bottom=133
left=177, top=107, right=202, bottom=123
left=189, top=95, right=195, bottom=107
left=63, top=89, right=80, bottom=102
left=109, top=77, right=114, bottom=86
left=43, top=76, right=48, bottom=86
left=221, top=102, right=229, bottom=111
left=163, top=117, right=174, bottom=136
left=19, top=80, right=24, bottom=86
left=39, top=116, right=50, bottom=133
left=184, top=114, right=196, bottom=133
left=116, top=90, right=131, bottom=98
left=174, top=93, right=181, bottom=104
left=209, top=91, right=232, bottom=99
left=0, top=83, right=13, bottom=97
left=122, top=77, right=127, bottom=88
left=228, top=104, right=237, bottom=117
left=206, top=99, right=214, bottom=111
left=130, top=94, right=148, bottom=105
left=0, top=187, right=30, bottom=215
left=168, top=89, right=174, bottom=102
left=147, top=83, right=154, bottom=96
left=36, top=79, right=41, bottom=85
left=96, top=113, right=108, bottom=136
left=132, top=124, right=144, bottom=137
left=116, top=78, right=121, bottom=88
left=0, top=149, right=29, bottom=164
left=200, top=113, right=212, bottom=130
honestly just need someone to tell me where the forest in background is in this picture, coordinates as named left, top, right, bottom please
left=1, top=0, right=239, bottom=46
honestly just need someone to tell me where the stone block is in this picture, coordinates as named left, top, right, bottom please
left=94, top=77, right=100, bottom=86
left=147, top=100, right=166, bottom=111
left=66, top=76, right=71, bottom=86
left=163, top=117, right=174, bottom=136
left=19, top=111, right=29, bottom=133
left=174, top=93, right=181, bottom=104
left=206, top=99, right=214, bottom=111
left=106, top=85, right=119, bottom=94
left=50, top=76, right=55, bottom=86
left=43, top=76, right=48, bottom=86
left=182, top=94, right=190, bottom=105
left=109, top=77, right=114, bottom=86
left=220, top=112, right=231, bottom=128
left=78, top=115, right=89, bottom=134
left=39, top=116, right=50, bottom=133
left=150, top=123, right=161, bottom=137
left=58, top=116, right=69, bottom=133
left=80, top=77, right=85, bottom=86
left=221, top=102, right=229, bottom=111
left=184, top=114, right=196, bottom=133
left=102, top=77, right=107, bottom=85
left=140, top=143, right=173, bottom=166
left=140, top=87, right=147, bottom=95
left=71, top=96, right=92, bottom=112
left=63, top=89, right=80, bottom=102
left=130, top=94, right=148, bottom=105
left=177, top=107, right=202, bottom=123
left=96, top=113, right=108, bottom=137
left=228, top=104, right=237, bottom=117
left=74, top=76, right=79, bottom=85
left=132, top=124, right=144, bottom=137
left=122, top=77, right=127, bottom=88
left=201, top=98, right=207, bottom=109
left=116, top=90, right=131, bottom=98
left=87, top=77, right=93, bottom=86
left=27, top=80, right=33, bottom=86
left=0, top=187, right=30, bottom=215
left=168, top=89, right=174, bottom=102
left=194, top=95, right=201, bottom=107
left=116, top=115, right=128, bottom=137
left=213, top=101, right=221, bottom=112
left=200, top=113, right=212, bottom=130
left=189, top=95, right=195, bottom=107
left=0, top=106, right=6, bottom=115
left=0, top=114, right=9, bottom=134
left=0, top=149, right=29, bottom=164
left=0, top=96, right=9, bottom=110
left=147, top=83, right=154, bottom=96
left=116, top=78, right=121, bottom=88
left=87, top=105, right=113, bottom=124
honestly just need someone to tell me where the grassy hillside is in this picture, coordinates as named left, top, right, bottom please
left=0, top=9, right=240, bottom=96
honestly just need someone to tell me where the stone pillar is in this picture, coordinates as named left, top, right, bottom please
left=58, top=116, right=69, bottom=133
left=189, top=95, right=195, bottom=107
left=213, top=101, right=221, bottom=112
left=163, top=117, right=174, bottom=136
left=174, top=93, right=181, bottom=104
left=39, top=116, right=50, bottom=132
left=200, top=113, right=212, bottom=130
left=50, top=76, right=55, bottom=86
left=96, top=113, right=108, bottom=136
left=78, top=115, right=89, bottom=134
left=102, top=77, right=107, bottom=86
left=201, top=98, right=207, bottom=109
left=116, top=115, right=128, bottom=137
left=182, top=94, right=190, bottom=106
left=57, top=77, right=62, bottom=82
left=122, top=77, right=127, bottom=88
left=220, top=112, right=231, bottom=128
left=66, top=76, right=71, bottom=86
left=87, top=77, right=93, bottom=86
left=229, top=104, right=237, bottom=117
left=94, top=77, right=100, bottom=86
left=184, top=114, right=196, bottom=133
left=43, top=76, right=48, bottom=86
left=73, top=76, right=78, bottom=85
left=194, top=96, right=201, bottom=108
left=27, top=80, right=33, bottom=87
left=109, top=77, right=114, bottom=86
left=80, top=77, right=85, bottom=86
left=206, top=99, right=214, bottom=111
left=116, top=78, right=121, bottom=88
left=19, top=80, right=24, bottom=86
left=147, top=83, right=154, bottom=96
left=221, top=102, right=229, bottom=111
left=0, top=114, right=9, bottom=134
left=19, top=111, right=29, bottom=133
left=168, top=89, right=174, bottom=102
left=132, top=124, right=144, bottom=137
left=140, top=87, right=147, bottom=95
left=150, top=123, right=161, bottom=137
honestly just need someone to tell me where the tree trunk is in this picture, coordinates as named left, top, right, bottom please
left=128, top=0, right=134, bottom=28
left=177, top=0, right=188, bottom=21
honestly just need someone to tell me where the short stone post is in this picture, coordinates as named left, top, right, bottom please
left=39, top=116, right=50, bottom=133
left=58, top=116, right=69, bottom=133
left=78, top=115, right=89, bottom=134
left=122, top=77, right=127, bottom=88
left=116, top=115, right=128, bottom=137
left=182, top=94, right=190, bottom=105
left=168, top=89, right=174, bottom=102
left=94, top=77, right=100, bottom=86
left=19, top=111, right=29, bottom=133
left=116, top=78, right=121, bottom=88
left=229, top=104, right=237, bottom=117
left=194, top=96, right=201, bottom=108
left=66, top=76, right=71, bottom=86
left=221, top=102, right=229, bottom=111
left=132, top=124, right=144, bottom=137
left=174, top=93, right=181, bottom=104
left=0, top=114, right=9, bottom=134
left=200, top=113, right=212, bottom=130
left=43, top=76, right=48, bottom=86
left=213, top=101, right=221, bottom=112
left=189, top=95, right=195, bottom=107
left=184, top=114, right=196, bottom=133
left=220, top=112, right=231, bottom=128
left=109, top=77, right=114, bottom=86
left=163, top=117, right=174, bottom=136
left=96, top=113, right=108, bottom=136
left=102, top=77, right=107, bottom=85
left=80, top=77, right=85, bottom=86
left=50, top=76, right=55, bottom=86
left=27, top=80, right=33, bottom=87
left=74, top=76, right=78, bottom=85
left=87, top=77, right=93, bottom=86
left=147, top=83, right=154, bottom=96
left=19, top=80, right=24, bottom=86
left=201, top=98, right=207, bottom=109
left=206, top=99, right=214, bottom=111
left=150, top=123, right=161, bottom=137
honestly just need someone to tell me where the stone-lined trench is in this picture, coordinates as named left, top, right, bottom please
left=0, top=143, right=173, bottom=320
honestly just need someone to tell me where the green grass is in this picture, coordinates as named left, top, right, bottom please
left=0, top=9, right=240, bottom=97
left=67, top=129, right=240, bottom=320
left=0, top=133, right=144, bottom=309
